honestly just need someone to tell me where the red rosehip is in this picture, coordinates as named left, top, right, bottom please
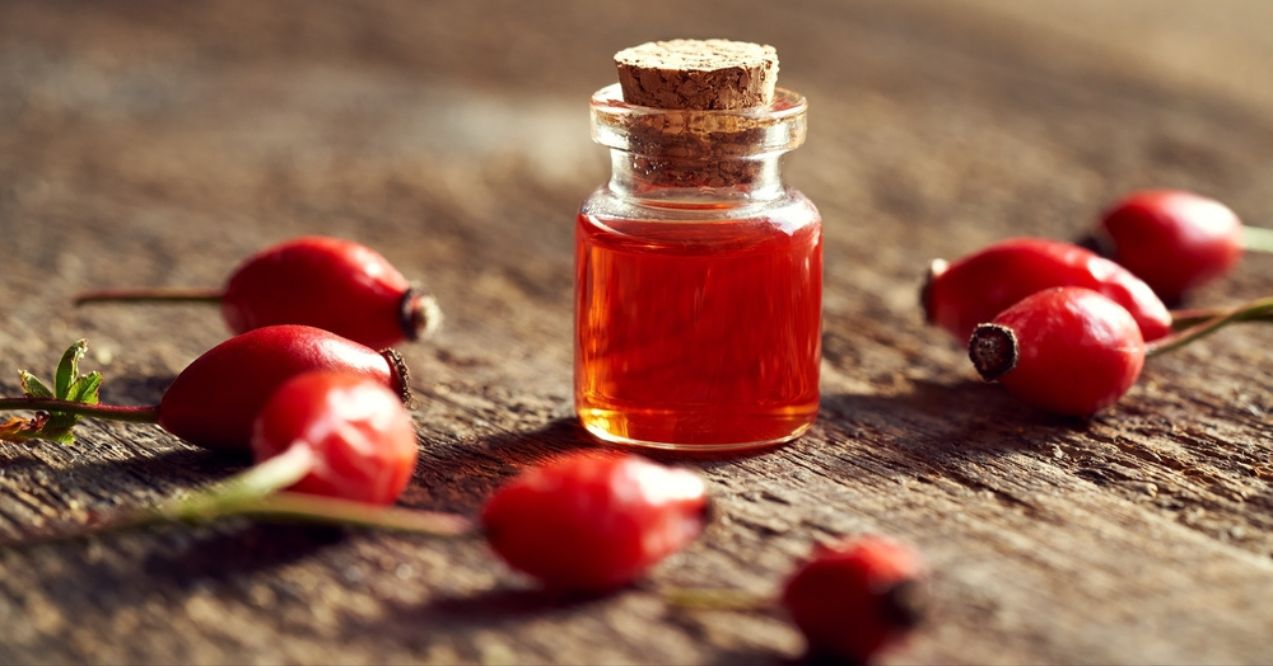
left=0, top=326, right=410, bottom=452
left=923, top=238, right=1172, bottom=343
left=782, top=535, right=926, bottom=664
left=221, top=236, right=439, bottom=349
left=76, top=236, right=441, bottom=350
left=481, top=452, right=708, bottom=592
left=969, top=287, right=1145, bottom=416
left=251, top=371, right=417, bottom=505
left=159, top=325, right=410, bottom=451
left=1097, top=190, right=1243, bottom=302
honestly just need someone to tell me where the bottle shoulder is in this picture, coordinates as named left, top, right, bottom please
left=581, top=187, right=819, bottom=226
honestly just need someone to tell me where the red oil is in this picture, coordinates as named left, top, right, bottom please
left=575, top=207, right=822, bottom=450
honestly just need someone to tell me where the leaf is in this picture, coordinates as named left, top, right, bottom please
left=4, top=340, right=106, bottom=446
left=42, top=373, right=100, bottom=443
left=47, top=431, right=76, bottom=445
left=0, top=413, right=50, bottom=443
left=54, top=339, right=88, bottom=399
left=68, top=371, right=103, bottom=405
left=19, top=371, right=54, bottom=399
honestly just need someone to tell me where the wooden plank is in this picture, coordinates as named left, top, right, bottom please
left=1, top=1, right=1271, bottom=663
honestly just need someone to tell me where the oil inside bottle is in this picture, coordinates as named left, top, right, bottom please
left=575, top=206, right=822, bottom=451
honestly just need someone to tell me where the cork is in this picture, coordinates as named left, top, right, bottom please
left=615, top=39, right=778, bottom=110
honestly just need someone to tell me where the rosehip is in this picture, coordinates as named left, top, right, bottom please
left=251, top=371, right=417, bottom=505
left=0, top=325, right=410, bottom=451
left=2, top=371, right=468, bottom=546
left=75, top=236, right=441, bottom=349
left=1095, top=190, right=1243, bottom=302
left=157, top=325, right=410, bottom=450
left=969, top=287, right=1145, bottom=416
left=782, top=535, right=926, bottom=664
left=923, top=238, right=1172, bottom=343
left=481, top=452, right=708, bottom=592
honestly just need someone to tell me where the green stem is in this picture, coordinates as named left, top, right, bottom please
left=159, top=445, right=316, bottom=520
left=0, top=448, right=474, bottom=548
left=1242, top=226, right=1273, bottom=254
left=0, top=398, right=158, bottom=423
left=223, top=492, right=475, bottom=536
left=155, top=457, right=476, bottom=535
left=74, top=288, right=223, bottom=306
left=0, top=494, right=475, bottom=549
left=1148, top=295, right=1273, bottom=358
left=1170, top=305, right=1273, bottom=330
left=660, top=586, right=775, bottom=611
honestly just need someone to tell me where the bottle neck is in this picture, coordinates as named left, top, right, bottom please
left=590, top=84, right=807, bottom=209
left=607, top=150, right=787, bottom=206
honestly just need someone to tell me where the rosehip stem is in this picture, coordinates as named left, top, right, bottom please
left=1, top=494, right=474, bottom=549
left=1242, top=226, right=1273, bottom=254
left=0, top=448, right=474, bottom=548
left=154, top=445, right=472, bottom=535
left=1148, top=295, right=1273, bottom=358
left=165, top=444, right=318, bottom=517
left=0, top=397, right=158, bottom=423
left=1170, top=306, right=1273, bottom=329
left=215, top=493, right=475, bottom=535
left=659, top=587, right=776, bottom=611
left=74, top=288, right=224, bottom=306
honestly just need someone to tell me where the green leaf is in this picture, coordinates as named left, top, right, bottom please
left=19, top=371, right=54, bottom=399
left=47, top=430, right=76, bottom=444
left=54, top=339, right=88, bottom=399
left=68, top=372, right=102, bottom=405
left=4, top=340, right=106, bottom=446
left=43, top=371, right=99, bottom=443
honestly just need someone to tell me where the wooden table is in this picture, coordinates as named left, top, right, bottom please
left=2, top=1, right=1271, bottom=663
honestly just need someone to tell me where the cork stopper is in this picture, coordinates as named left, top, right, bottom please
left=615, top=39, right=778, bottom=110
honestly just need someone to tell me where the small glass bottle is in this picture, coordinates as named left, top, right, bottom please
left=576, top=41, right=822, bottom=453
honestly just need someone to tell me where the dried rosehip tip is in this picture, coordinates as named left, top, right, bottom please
left=481, top=451, right=709, bottom=592
left=399, top=289, right=443, bottom=342
left=378, top=348, right=413, bottom=405
left=968, top=323, right=1019, bottom=381
left=919, top=258, right=949, bottom=324
left=782, top=535, right=927, bottom=664
left=879, top=578, right=926, bottom=630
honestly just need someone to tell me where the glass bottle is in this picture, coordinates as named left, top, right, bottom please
left=576, top=83, right=822, bottom=452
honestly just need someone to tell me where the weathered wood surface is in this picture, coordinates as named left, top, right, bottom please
left=2, top=1, right=1272, bottom=663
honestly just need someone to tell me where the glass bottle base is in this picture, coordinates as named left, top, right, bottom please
left=576, top=405, right=816, bottom=453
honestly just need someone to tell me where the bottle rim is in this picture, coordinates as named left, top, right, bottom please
left=589, top=83, right=807, bottom=156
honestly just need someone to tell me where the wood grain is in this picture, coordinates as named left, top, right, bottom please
left=1, top=1, right=1271, bottom=663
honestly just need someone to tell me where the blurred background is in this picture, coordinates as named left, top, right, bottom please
left=5, top=0, right=1273, bottom=373
left=2, top=2, right=1273, bottom=664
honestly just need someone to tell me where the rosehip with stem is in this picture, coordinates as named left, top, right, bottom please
left=6, top=442, right=715, bottom=581
left=663, top=535, right=928, bottom=665
left=4, top=371, right=469, bottom=547
left=482, top=451, right=709, bottom=592
left=923, top=237, right=1172, bottom=343
left=782, top=536, right=927, bottom=664
left=969, top=287, right=1145, bottom=416
left=0, top=325, right=411, bottom=451
left=1089, top=190, right=1273, bottom=303
left=249, top=371, right=418, bottom=505
left=968, top=288, right=1273, bottom=416
left=167, top=371, right=419, bottom=513
left=75, top=236, right=441, bottom=349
